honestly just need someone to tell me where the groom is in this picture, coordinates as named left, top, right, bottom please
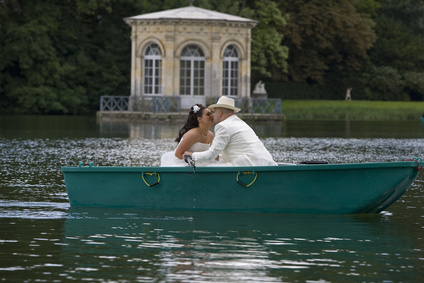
left=184, top=96, right=277, bottom=166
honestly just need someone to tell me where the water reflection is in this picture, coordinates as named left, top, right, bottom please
left=98, top=122, right=285, bottom=140
left=97, top=120, right=424, bottom=139
left=59, top=208, right=421, bottom=282
left=99, top=122, right=181, bottom=139
left=0, top=115, right=99, bottom=139
left=282, top=120, right=424, bottom=139
left=2, top=115, right=424, bottom=139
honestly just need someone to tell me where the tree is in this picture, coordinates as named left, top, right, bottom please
left=370, top=16, right=424, bottom=71
left=0, top=0, right=138, bottom=114
left=249, top=0, right=289, bottom=81
left=365, top=2, right=424, bottom=100
left=279, top=0, right=376, bottom=84
left=381, top=0, right=424, bottom=41
left=354, top=0, right=382, bottom=18
left=367, top=66, right=403, bottom=100
left=0, top=0, right=78, bottom=114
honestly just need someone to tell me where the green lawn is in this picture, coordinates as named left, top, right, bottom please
left=281, top=100, right=424, bottom=120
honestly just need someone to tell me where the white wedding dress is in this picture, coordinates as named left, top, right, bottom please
left=160, top=138, right=217, bottom=167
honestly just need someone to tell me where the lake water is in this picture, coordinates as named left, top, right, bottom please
left=1, top=115, right=424, bottom=282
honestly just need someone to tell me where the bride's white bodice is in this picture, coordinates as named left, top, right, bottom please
left=160, top=137, right=211, bottom=167
left=187, top=142, right=210, bottom=152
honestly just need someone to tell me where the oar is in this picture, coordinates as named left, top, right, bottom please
left=184, top=155, right=196, bottom=173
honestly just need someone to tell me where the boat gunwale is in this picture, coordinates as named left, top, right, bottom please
left=61, top=161, right=421, bottom=173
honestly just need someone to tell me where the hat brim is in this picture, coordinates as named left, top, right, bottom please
left=207, top=103, right=241, bottom=113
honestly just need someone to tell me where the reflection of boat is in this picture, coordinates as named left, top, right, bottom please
left=421, top=117, right=424, bottom=123
left=59, top=209, right=386, bottom=282
left=61, top=208, right=421, bottom=282
left=61, top=159, right=423, bottom=214
left=63, top=208, right=378, bottom=240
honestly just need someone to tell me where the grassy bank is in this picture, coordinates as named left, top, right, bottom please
left=281, top=100, right=424, bottom=121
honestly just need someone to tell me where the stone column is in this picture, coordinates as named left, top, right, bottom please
left=210, top=32, right=221, bottom=98
left=245, top=28, right=252, bottom=98
left=129, top=22, right=137, bottom=97
left=164, top=23, right=176, bottom=97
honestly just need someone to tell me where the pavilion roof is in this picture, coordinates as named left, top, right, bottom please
left=125, top=5, right=257, bottom=24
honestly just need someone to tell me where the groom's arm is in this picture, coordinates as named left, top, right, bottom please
left=189, top=124, right=230, bottom=161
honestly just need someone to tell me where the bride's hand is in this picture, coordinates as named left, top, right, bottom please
left=183, top=151, right=193, bottom=158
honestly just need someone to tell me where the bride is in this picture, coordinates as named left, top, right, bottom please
left=161, top=104, right=216, bottom=167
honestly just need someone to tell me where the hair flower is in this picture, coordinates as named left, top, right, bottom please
left=192, top=105, right=200, bottom=113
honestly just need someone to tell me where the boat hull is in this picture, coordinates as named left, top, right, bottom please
left=61, top=161, right=422, bottom=214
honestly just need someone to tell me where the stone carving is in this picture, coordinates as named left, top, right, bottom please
left=252, top=80, right=267, bottom=99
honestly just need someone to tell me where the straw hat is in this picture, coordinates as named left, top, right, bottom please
left=207, top=96, right=241, bottom=113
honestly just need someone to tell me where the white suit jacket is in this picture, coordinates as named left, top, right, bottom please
left=192, top=115, right=277, bottom=166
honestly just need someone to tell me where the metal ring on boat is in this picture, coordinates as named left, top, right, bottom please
left=236, top=171, right=257, bottom=188
left=406, top=158, right=423, bottom=171
left=142, top=172, right=160, bottom=187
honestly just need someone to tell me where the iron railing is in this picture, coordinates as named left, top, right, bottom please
left=100, top=96, right=281, bottom=114
left=233, top=98, right=282, bottom=114
left=100, top=96, right=181, bottom=112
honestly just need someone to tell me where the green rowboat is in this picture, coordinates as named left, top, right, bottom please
left=61, top=159, right=423, bottom=214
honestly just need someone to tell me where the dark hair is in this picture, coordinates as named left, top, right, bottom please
left=175, top=104, right=205, bottom=143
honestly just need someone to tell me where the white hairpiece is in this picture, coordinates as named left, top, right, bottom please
left=192, top=105, right=200, bottom=113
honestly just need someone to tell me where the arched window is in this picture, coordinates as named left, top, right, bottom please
left=143, top=43, right=162, bottom=95
left=180, top=45, right=205, bottom=96
left=222, top=45, right=239, bottom=97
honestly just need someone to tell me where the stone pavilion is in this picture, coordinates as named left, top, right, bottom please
left=124, top=4, right=257, bottom=109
